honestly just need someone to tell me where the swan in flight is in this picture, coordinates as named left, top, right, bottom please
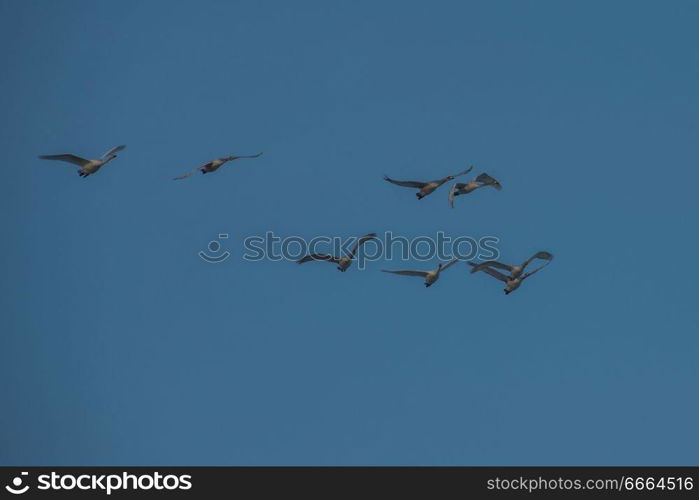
left=382, top=258, right=459, bottom=287
left=469, top=251, right=553, bottom=279
left=38, top=145, right=126, bottom=178
left=173, top=152, right=262, bottom=180
left=448, top=172, right=502, bottom=207
left=468, top=252, right=553, bottom=294
left=384, top=166, right=473, bottom=199
left=297, top=233, right=378, bottom=272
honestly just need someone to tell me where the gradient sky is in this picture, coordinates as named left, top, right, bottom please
left=1, top=0, right=698, bottom=465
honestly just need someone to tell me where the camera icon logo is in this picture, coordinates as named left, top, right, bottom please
left=198, top=233, right=231, bottom=263
left=5, top=472, right=29, bottom=495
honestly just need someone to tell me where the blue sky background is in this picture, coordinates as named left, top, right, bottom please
left=1, top=0, right=698, bottom=465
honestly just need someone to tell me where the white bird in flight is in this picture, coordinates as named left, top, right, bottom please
left=469, top=251, right=553, bottom=279
left=383, top=166, right=473, bottom=200
left=38, top=145, right=126, bottom=178
left=382, top=258, right=460, bottom=287
left=296, top=233, right=378, bottom=272
left=468, top=251, right=553, bottom=294
left=173, top=153, right=262, bottom=180
left=448, top=172, right=502, bottom=208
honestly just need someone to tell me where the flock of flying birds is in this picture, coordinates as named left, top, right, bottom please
left=37, top=145, right=553, bottom=294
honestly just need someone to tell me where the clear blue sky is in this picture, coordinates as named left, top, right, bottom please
left=1, top=0, right=698, bottom=465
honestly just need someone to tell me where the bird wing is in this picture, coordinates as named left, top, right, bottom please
left=38, top=154, right=90, bottom=167
left=468, top=262, right=510, bottom=282
left=101, top=145, right=126, bottom=158
left=383, top=175, right=427, bottom=188
left=348, top=233, right=378, bottom=259
left=521, top=251, right=554, bottom=270
left=448, top=183, right=469, bottom=208
left=297, top=254, right=340, bottom=264
left=173, top=160, right=216, bottom=180
left=440, top=258, right=460, bottom=272
left=381, top=269, right=428, bottom=277
left=451, top=165, right=474, bottom=178
left=227, top=152, right=263, bottom=160
left=470, top=260, right=513, bottom=273
left=173, top=167, right=200, bottom=180
left=475, top=173, right=502, bottom=190
left=521, top=252, right=554, bottom=278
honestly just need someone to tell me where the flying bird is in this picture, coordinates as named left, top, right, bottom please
left=469, top=251, right=553, bottom=279
left=448, top=172, right=502, bottom=208
left=384, top=166, right=473, bottom=199
left=173, top=153, right=262, bottom=180
left=38, top=145, right=126, bottom=178
left=468, top=252, right=553, bottom=295
left=297, top=233, right=378, bottom=272
left=382, top=258, right=460, bottom=287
